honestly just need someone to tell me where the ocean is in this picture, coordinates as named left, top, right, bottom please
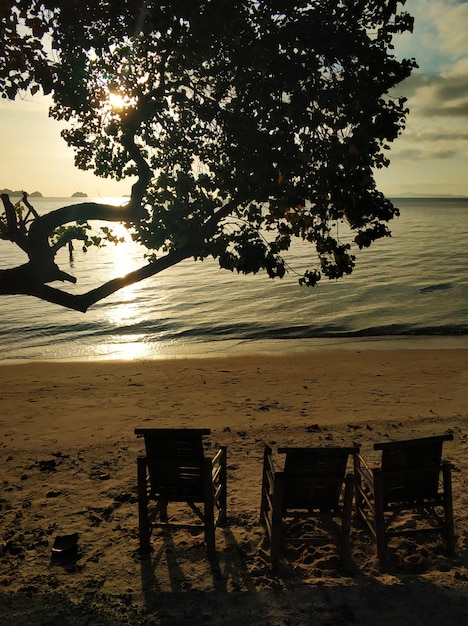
left=1, top=197, right=467, bottom=362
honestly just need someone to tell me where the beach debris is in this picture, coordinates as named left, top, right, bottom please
left=46, top=490, right=62, bottom=498
left=51, top=451, right=69, bottom=460
left=112, top=491, right=133, bottom=504
left=51, top=532, right=79, bottom=557
left=89, top=470, right=110, bottom=480
left=38, top=459, right=58, bottom=472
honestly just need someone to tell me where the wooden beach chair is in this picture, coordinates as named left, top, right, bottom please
left=134, top=428, right=227, bottom=558
left=354, top=434, right=455, bottom=560
left=260, top=445, right=359, bottom=562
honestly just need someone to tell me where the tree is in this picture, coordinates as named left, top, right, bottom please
left=0, top=0, right=416, bottom=312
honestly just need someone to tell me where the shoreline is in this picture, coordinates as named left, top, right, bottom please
left=3, top=334, right=468, bottom=365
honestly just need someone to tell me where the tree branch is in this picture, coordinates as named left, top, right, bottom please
left=1, top=193, right=18, bottom=234
left=51, top=230, right=87, bottom=254
left=67, top=198, right=241, bottom=311
left=202, top=198, right=244, bottom=240
left=18, top=244, right=196, bottom=312
left=32, top=201, right=134, bottom=234
left=122, top=132, right=151, bottom=220
left=1, top=193, right=29, bottom=251
left=0, top=195, right=241, bottom=311
left=22, top=191, right=40, bottom=221
left=78, top=244, right=194, bottom=310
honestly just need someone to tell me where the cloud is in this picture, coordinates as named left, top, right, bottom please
left=393, top=147, right=459, bottom=161
left=388, top=133, right=467, bottom=162
left=426, top=0, right=468, bottom=58
left=411, top=130, right=468, bottom=142
left=402, top=71, right=468, bottom=117
left=402, top=1, right=468, bottom=65
left=406, top=72, right=468, bottom=99
left=390, top=112, right=468, bottom=161
left=387, top=1, right=468, bottom=169
left=421, top=103, right=468, bottom=117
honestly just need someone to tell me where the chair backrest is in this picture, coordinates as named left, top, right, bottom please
left=278, top=446, right=359, bottom=511
left=374, top=434, right=453, bottom=504
left=134, top=428, right=211, bottom=502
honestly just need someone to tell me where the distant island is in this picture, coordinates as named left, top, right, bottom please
left=0, top=189, right=43, bottom=197
left=390, top=193, right=467, bottom=199
left=1, top=189, right=465, bottom=202
left=0, top=190, right=90, bottom=198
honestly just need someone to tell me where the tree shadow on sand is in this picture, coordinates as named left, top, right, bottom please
left=2, top=577, right=467, bottom=626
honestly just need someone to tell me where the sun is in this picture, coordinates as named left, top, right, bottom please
left=108, top=92, right=127, bottom=110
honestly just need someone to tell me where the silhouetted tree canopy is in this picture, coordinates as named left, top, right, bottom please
left=0, top=0, right=416, bottom=311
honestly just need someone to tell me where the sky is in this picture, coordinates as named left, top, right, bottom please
left=0, top=0, right=467, bottom=198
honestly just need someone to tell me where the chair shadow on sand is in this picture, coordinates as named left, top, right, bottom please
left=139, top=522, right=257, bottom=596
left=137, top=531, right=466, bottom=626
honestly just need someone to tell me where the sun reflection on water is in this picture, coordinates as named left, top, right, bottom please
left=97, top=338, right=154, bottom=360
left=102, top=222, right=149, bottom=329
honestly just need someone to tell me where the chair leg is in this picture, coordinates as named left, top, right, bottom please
left=159, top=498, right=168, bottom=522
left=373, top=471, right=387, bottom=560
left=342, top=473, right=354, bottom=538
left=204, top=505, right=216, bottom=558
left=341, top=474, right=354, bottom=554
left=260, top=445, right=272, bottom=527
left=137, top=456, right=151, bottom=554
left=204, top=520, right=216, bottom=558
left=442, top=462, right=456, bottom=554
left=270, top=474, right=284, bottom=562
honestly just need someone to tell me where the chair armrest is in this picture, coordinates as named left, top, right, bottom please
left=354, top=454, right=374, bottom=489
left=211, top=446, right=227, bottom=483
left=260, top=445, right=277, bottom=530
left=263, top=445, right=276, bottom=490
left=212, top=446, right=226, bottom=467
left=211, top=446, right=227, bottom=524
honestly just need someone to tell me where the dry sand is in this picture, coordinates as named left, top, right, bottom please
left=1, top=348, right=467, bottom=625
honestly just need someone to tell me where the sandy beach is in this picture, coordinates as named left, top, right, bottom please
left=1, top=348, right=467, bottom=624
